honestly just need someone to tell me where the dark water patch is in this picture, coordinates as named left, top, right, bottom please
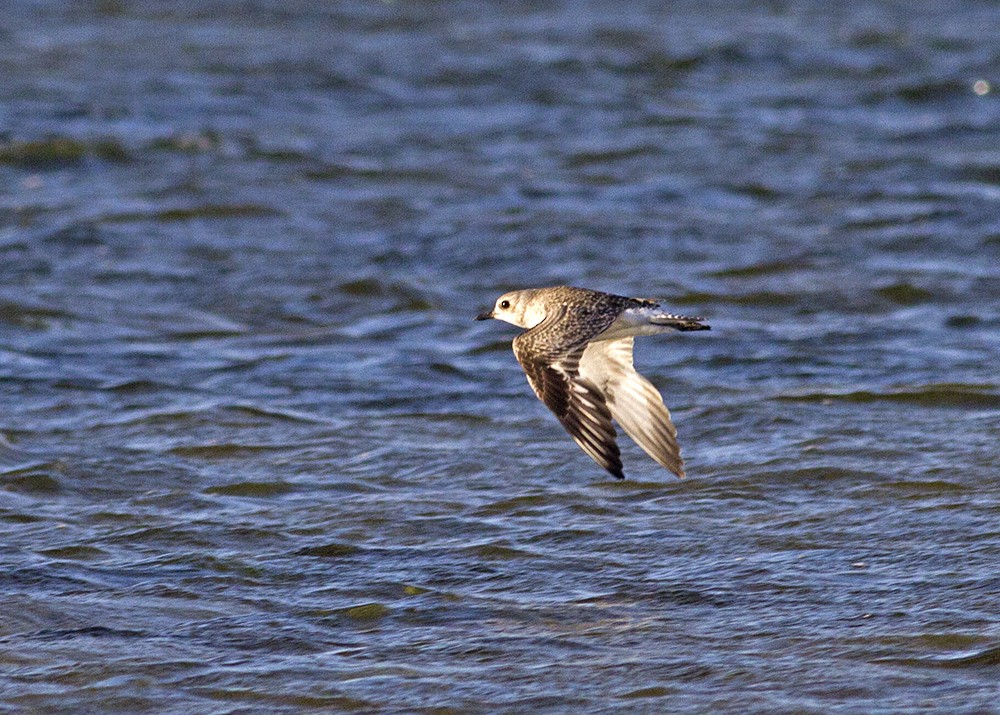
left=566, top=501, right=623, bottom=518
left=564, top=144, right=663, bottom=169
left=580, top=585, right=727, bottom=608
left=158, top=310, right=249, bottom=339
left=523, top=528, right=599, bottom=545
left=466, top=338, right=513, bottom=355
left=880, top=644, right=1000, bottom=669
left=184, top=245, right=233, bottom=264
left=464, top=542, right=539, bottom=561
left=0, top=566, right=102, bottom=592
left=202, top=480, right=295, bottom=497
left=126, top=582, right=203, bottom=601
left=37, top=546, right=108, bottom=562
left=874, top=282, right=935, bottom=305
left=229, top=404, right=340, bottom=425
left=0, top=136, right=130, bottom=168
left=237, top=135, right=313, bottom=163
left=957, top=163, right=1000, bottom=185
left=296, top=543, right=360, bottom=558
left=398, top=584, right=431, bottom=597
left=40, top=221, right=104, bottom=247
left=104, top=403, right=304, bottom=431
left=844, top=27, right=907, bottom=50
left=869, top=479, right=969, bottom=498
left=423, top=359, right=475, bottom=379
left=101, top=203, right=283, bottom=223
left=721, top=181, right=783, bottom=200
left=891, top=79, right=969, bottom=104
left=778, top=384, right=1000, bottom=409
left=610, top=48, right=712, bottom=78
left=1, top=462, right=64, bottom=494
left=104, top=524, right=218, bottom=549
left=705, top=259, right=809, bottom=278
left=0, top=300, right=73, bottom=329
left=51, top=377, right=105, bottom=392
left=944, top=314, right=980, bottom=328
left=619, top=685, right=678, bottom=699
left=169, top=442, right=288, bottom=459
left=337, top=277, right=437, bottom=311
left=159, top=553, right=267, bottom=580
left=873, top=632, right=990, bottom=652
left=355, top=195, right=424, bottom=226
left=195, top=688, right=375, bottom=711
left=473, top=494, right=553, bottom=517
left=305, top=603, right=393, bottom=625
left=341, top=602, right=391, bottom=622
left=177, top=618, right=331, bottom=657
left=0, top=511, right=46, bottom=524
left=595, top=477, right=687, bottom=494
left=99, top=379, right=176, bottom=394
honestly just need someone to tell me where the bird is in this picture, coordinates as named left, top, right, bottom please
left=476, top=286, right=709, bottom=480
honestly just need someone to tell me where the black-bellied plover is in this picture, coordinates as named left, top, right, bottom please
left=476, top=286, right=709, bottom=480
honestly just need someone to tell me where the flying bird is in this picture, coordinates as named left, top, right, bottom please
left=476, top=286, right=709, bottom=479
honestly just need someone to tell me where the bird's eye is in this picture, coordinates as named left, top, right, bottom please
left=499, top=300, right=510, bottom=309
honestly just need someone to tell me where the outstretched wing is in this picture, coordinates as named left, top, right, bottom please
left=512, top=308, right=624, bottom=479
left=579, top=337, right=685, bottom=478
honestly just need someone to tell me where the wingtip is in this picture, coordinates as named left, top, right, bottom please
left=603, top=463, right=625, bottom=480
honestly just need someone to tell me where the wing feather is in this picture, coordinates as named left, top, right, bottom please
left=513, top=309, right=625, bottom=479
left=580, top=338, right=685, bottom=478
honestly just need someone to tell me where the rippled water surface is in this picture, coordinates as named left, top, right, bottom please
left=3, top=1, right=1000, bottom=712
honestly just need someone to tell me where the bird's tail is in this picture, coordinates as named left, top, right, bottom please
left=649, top=313, right=710, bottom=331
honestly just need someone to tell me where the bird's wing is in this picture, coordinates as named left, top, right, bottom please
left=579, top=337, right=685, bottom=478
left=513, top=308, right=624, bottom=479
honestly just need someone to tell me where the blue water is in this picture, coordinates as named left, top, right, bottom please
left=2, top=1, right=1000, bottom=712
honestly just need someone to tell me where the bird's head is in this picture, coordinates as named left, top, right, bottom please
left=475, top=289, right=546, bottom=328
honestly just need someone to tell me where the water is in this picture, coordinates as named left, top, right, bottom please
left=2, top=1, right=1000, bottom=712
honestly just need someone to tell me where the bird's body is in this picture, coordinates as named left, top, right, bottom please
left=476, top=286, right=709, bottom=480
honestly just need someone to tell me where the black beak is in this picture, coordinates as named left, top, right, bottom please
left=475, top=311, right=494, bottom=321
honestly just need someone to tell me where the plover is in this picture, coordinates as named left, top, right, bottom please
left=476, top=286, right=709, bottom=480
